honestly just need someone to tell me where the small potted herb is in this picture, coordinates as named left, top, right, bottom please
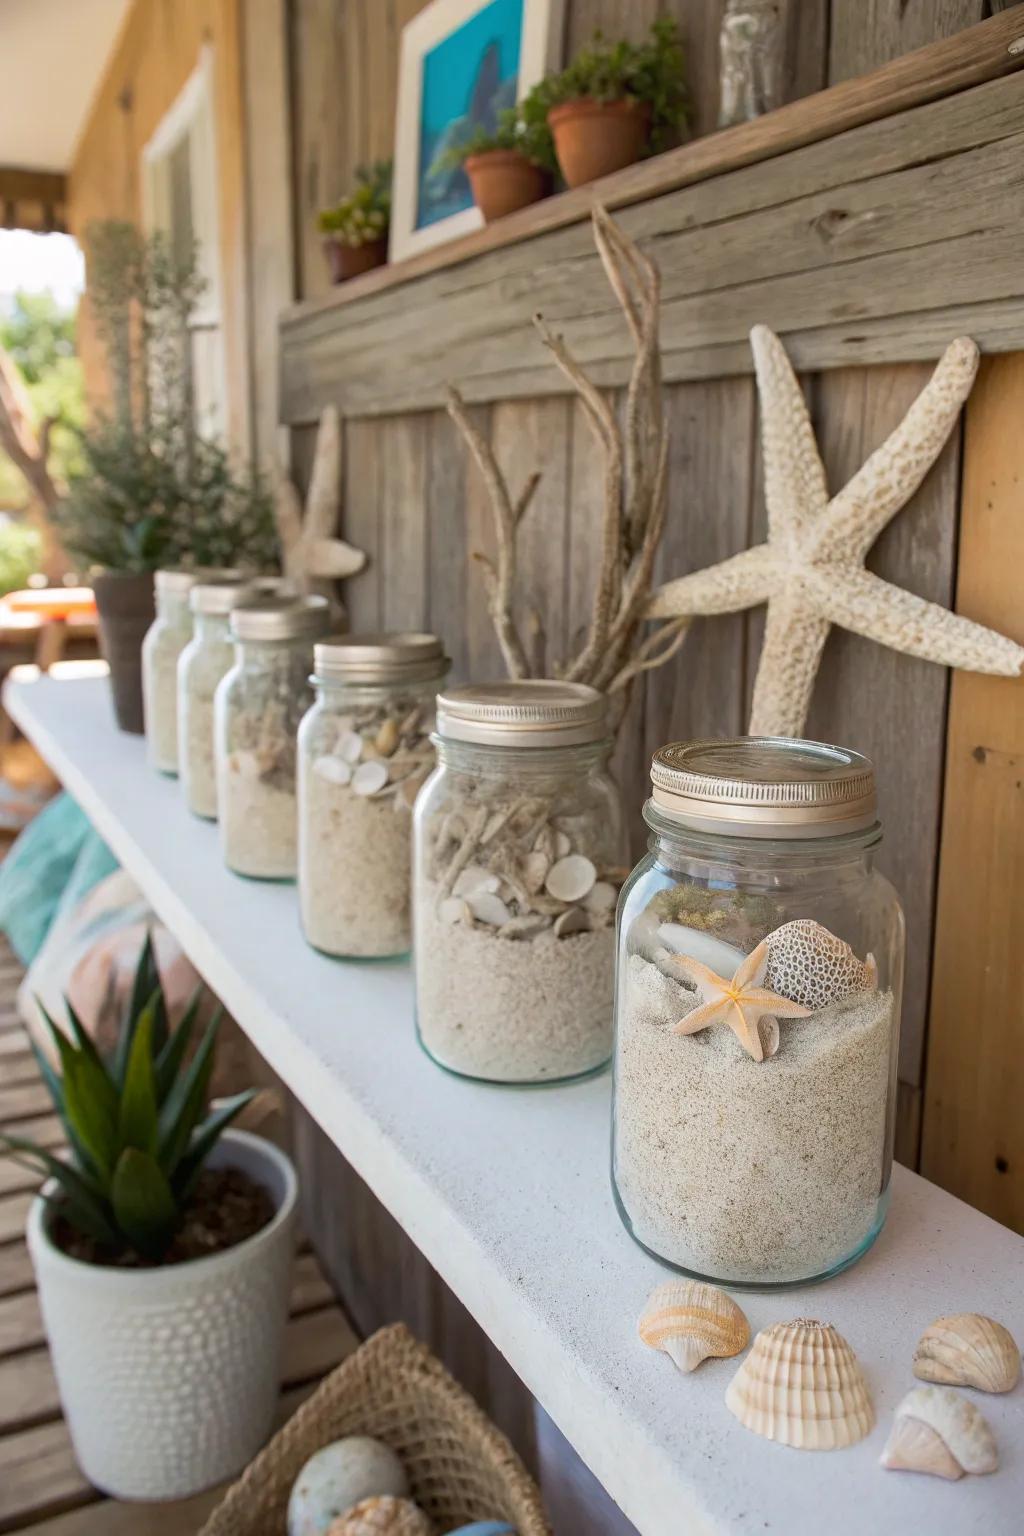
left=318, top=161, right=391, bottom=283
left=434, top=104, right=555, bottom=223
left=526, top=18, right=687, bottom=188
left=2, top=936, right=298, bottom=1499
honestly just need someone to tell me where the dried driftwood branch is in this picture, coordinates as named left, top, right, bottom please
left=445, top=203, right=686, bottom=734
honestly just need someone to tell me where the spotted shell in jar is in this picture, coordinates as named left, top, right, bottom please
left=763, top=919, right=877, bottom=1010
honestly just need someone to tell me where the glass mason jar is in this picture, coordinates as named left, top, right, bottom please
left=297, top=633, right=449, bottom=959
left=215, top=595, right=330, bottom=879
left=413, top=681, right=624, bottom=1085
left=612, top=738, right=904, bottom=1288
left=141, top=570, right=198, bottom=774
left=178, top=575, right=262, bottom=820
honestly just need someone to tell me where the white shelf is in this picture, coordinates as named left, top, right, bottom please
left=7, top=669, right=1024, bottom=1536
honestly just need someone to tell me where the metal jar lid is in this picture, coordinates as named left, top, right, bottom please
left=229, top=594, right=330, bottom=642
left=436, top=680, right=608, bottom=748
left=191, top=574, right=292, bottom=616
left=314, top=632, right=448, bottom=686
left=650, top=737, right=877, bottom=839
left=155, top=569, right=200, bottom=596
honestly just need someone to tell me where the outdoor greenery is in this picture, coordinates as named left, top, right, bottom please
left=0, top=291, right=86, bottom=507
left=525, top=17, right=688, bottom=151
left=0, top=935, right=254, bottom=1262
left=318, top=160, right=392, bottom=247
left=55, top=221, right=278, bottom=574
left=0, top=520, right=42, bottom=594
left=433, top=102, right=557, bottom=174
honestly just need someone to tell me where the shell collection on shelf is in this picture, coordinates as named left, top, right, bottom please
left=638, top=1280, right=749, bottom=1373
left=912, top=1313, right=1021, bottom=1394
left=880, top=1386, right=998, bottom=1480
left=725, top=1319, right=874, bottom=1450
left=312, top=703, right=434, bottom=811
left=327, top=1496, right=433, bottom=1536
left=427, top=796, right=624, bottom=943
left=762, top=918, right=877, bottom=1011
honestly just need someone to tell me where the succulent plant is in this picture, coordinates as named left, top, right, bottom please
left=318, top=161, right=392, bottom=247
left=0, top=935, right=254, bottom=1262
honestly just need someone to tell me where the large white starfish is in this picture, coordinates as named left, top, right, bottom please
left=647, top=327, right=1024, bottom=737
left=274, top=405, right=366, bottom=609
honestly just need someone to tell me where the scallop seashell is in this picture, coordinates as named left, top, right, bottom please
left=545, top=854, right=596, bottom=903
left=375, top=718, right=400, bottom=757
left=453, top=865, right=500, bottom=898
left=314, top=755, right=353, bottom=786
left=880, top=1386, right=997, bottom=1479
left=913, top=1313, right=1020, bottom=1394
left=337, top=730, right=365, bottom=764
left=763, top=919, right=877, bottom=1010
left=584, top=880, right=618, bottom=914
left=638, top=1280, right=749, bottom=1373
left=352, top=760, right=389, bottom=796
left=553, top=906, right=589, bottom=938
left=725, top=1319, right=873, bottom=1450
left=327, top=1496, right=432, bottom=1536
left=466, top=890, right=512, bottom=927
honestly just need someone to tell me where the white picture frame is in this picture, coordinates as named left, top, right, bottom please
left=390, top=0, right=564, bottom=263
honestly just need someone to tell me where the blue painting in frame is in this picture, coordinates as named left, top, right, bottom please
left=416, top=0, right=524, bottom=231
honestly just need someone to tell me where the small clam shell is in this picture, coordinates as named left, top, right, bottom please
left=439, top=896, right=468, bottom=925
left=352, top=760, right=389, bottom=796
left=375, top=718, right=400, bottom=757
left=498, top=913, right=551, bottom=940
left=337, top=730, right=365, bottom=764
left=466, top=890, right=512, bottom=927
left=759, top=1016, right=780, bottom=1059
left=553, top=906, right=589, bottom=938
left=638, top=1280, right=749, bottom=1373
left=545, top=854, right=596, bottom=903
left=313, top=755, right=352, bottom=786
left=881, top=1386, right=997, bottom=1479
left=553, top=830, right=572, bottom=858
left=913, top=1313, right=1020, bottom=1394
left=522, top=851, right=551, bottom=895
left=453, top=865, right=500, bottom=898
left=328, top=1496, right=432, bottom=1536
left=583, top=880, right=617, bottom=914
left=725, top=1319, right=873, bottom=1450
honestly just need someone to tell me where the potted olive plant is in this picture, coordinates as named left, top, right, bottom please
left=526, top=18, right=688, bottom=188
left=318, top=161, right=391, bottom=283
left=2, top=936, right=298, bottom=1500
left=434, top=104, right=555, bottom=223
left=57, top=223, right=277, bottom=734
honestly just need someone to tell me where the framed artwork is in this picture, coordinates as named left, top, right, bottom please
left=390, top=0, right=564, bottom=262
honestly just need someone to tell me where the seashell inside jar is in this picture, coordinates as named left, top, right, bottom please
left=413, top=682, right=624, bottom=1084
left=612, top=738, right=904, bottom=1287
left=298, top=634, right=449, bottom=958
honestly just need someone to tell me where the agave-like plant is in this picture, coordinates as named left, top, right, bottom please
left=0, top=935, right=254, bottom=1261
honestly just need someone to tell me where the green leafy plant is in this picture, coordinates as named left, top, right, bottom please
left=432, top=103, right=557, bottom=175
left=318, top=161, right=392, bottom=248
left=0, top=519, right=43, bottom=594
left=0, top=935, right=255, bottom=1262
left=54, top=221, right=278, bottom=575
left=525, top=17, right=688, bottom=151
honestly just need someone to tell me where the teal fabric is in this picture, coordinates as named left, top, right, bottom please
left=0, top=793, right=118, bottom=964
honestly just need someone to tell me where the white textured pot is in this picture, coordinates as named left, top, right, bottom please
left=27, top=1128, right=298, bottom=1500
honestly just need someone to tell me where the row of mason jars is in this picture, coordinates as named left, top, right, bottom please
left=141, top=570, right=905, bottom=1289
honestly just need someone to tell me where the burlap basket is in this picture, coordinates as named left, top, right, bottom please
left=198, top=1323, right=552, bottom=1536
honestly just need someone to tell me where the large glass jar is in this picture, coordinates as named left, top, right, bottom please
left=178, top=576, right=261, bottom=820
left=413, top=681, right=624, bottom=1084
left=215, top=595, right=329, bottom=879
left=298, top=633, right=449, bottom=959
left=141, top=570, right=197, bottom=773
left=612, top=738, right=904, bottom=1288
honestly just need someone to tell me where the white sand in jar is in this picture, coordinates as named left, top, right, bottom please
left=415, top=883, right=614, bottom=1082
left=219, top=754, right=297, bottom=879
left=143, top=645, right=183, bottom=773
left=614, top=952, right=893, bottom=1283
left=299, top=771, right=413, bottom=957
left=182, top=693, right=219, bottom=819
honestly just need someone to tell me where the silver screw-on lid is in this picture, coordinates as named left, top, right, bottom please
left=650, top=737, right=877, bottom=839
left=191, top=574, right=293, bottom=615
left=436, top=680, right=608, bottom=748
left=229, top=594, right=330, bottom=642
left=314, top=632, right=448, bottom=685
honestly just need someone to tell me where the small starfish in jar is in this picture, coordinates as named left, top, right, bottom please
left=667, top=940, right=810, bottom=1062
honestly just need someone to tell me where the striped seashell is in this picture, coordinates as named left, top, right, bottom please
left=913, top=1313, right=1020, bottom=1394
left=763, top=919, right=877, bottom=1010
left=328, top=1495, right=433, bottom=1536
left=638, top=1280, right=749, bottom=1373
left=725, top=1319, right=873, bottom=1450
left=881, top=1386, right=997, bottom=1480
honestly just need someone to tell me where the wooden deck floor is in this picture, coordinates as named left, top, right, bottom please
left=0, top=934, right=357, bottom=1534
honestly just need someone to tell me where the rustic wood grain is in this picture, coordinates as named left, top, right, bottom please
left=280, top=73, right=1024, bottom=419
left=426, top=408, right=475, bottom=683
left=0, top=1193, right=33, bottom=1248
left=921, top=351, right=1024, bottom=1230
left=380, top=414, right=431, bottom=633
left=0, top=1288, right=43, bottom=1357
left=0, top=1081, right=55, bottom=1124
left=341, top=419, right=386, bottom=630
left=829, top=0, right=987, bottom=84
left=0, top=1342, right=58, bottom=1435
left=0, top=1242, right=33, bottom=1300
left=0, top=1159, right=43, bottom=1200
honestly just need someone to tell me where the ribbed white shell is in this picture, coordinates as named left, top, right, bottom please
left=881, top=1386, right=997, bottom=1478
left=913, top=1313, right=1021, bottom=1394
left=725, top=1318, right=873, bottom=1450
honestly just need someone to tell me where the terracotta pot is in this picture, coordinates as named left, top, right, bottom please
left=464, top=149, right=549, bottom=222
left=323, top=236, right=388, bottom=285
left=547, top=98, right=651, bottom=188
left=92, top=570, right=156, bottom=735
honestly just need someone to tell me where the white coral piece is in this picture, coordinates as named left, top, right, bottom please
left=763, top=919, right=877, bottom=1011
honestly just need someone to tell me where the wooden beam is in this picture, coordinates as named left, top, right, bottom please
left=920, top=351, right=1024, bottom=1232
left=0, top=168, right=68, bottom=234
left=280, top=68, right=1024, bottom=420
